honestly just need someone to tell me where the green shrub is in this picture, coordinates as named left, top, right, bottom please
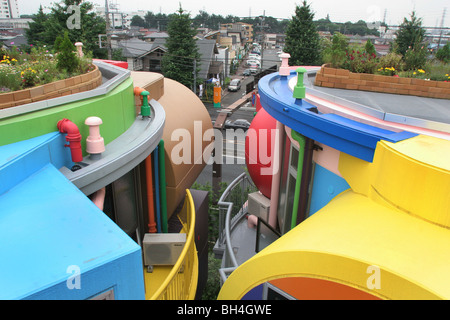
left=404, top=45, right=427, bottom=70
left=436, top=43, right=450, bottom=63
left=56, top=32, right=79, bottom=74
left=321, top=32, right=348, bottom=68
left=0, top=66, right=22, bottom=91
left=365, top=39, right=376, bottom=56
left=377, top=52, right=404, bottom=71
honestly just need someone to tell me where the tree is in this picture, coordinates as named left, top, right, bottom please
left=436, top=43, right=450, bottom=63
left=161, top=6, right=200, bottom=89
left=25, top=0, right=107, bottom=58
left=56, top=31, right=79, bottom=74
left=321, top=32, right=348, bottom=68
left=130, top=15, right=146, bottom=28
left=26, top=5, right=48, bottom=47
left=284, top=1, right=321, bottom=66
left=394, top=11, right=426, bottom=57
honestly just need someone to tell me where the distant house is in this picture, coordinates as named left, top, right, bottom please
left=0, top=34, right=28, bottom=50
left=114, top=37, right=167, bottom=72
left=196, top=39, right=223, bottom=81
left=116, top=37, right=224, bottom=81
left=220, top=22, right=253, bottom=46
left=144, top=32, right=169, bottom=43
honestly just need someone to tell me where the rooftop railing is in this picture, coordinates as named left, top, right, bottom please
left=149, top=190, right=198, bottom=300
left=214, top=173, right=257, bottom=271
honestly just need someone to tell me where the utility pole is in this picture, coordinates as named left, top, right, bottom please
left=438, top=7, right=447, bottom=48
left=105, top=0, right=112, bottom=59
left=193, top=59, right=197, bottom=94
left=259, top=11, right=267, bottom=71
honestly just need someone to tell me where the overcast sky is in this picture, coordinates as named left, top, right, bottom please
left=19, top=0, right=449, bottom=27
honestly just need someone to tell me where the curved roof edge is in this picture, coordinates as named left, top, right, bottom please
left=258, top=70, right=417, bottom=162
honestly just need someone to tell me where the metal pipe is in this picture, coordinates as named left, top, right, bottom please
left=145, top=155, right=157, bottom=233
left=57, top=118, right=83, bottom=163
left=290, top=130, right=306, bottom=230
left=153, top=147, right=162, bottom=233
left=158, top=140, right=168, bottom=233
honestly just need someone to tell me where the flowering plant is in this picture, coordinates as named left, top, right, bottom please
left=377, top=67, right=396, bottom=76
left=341, top=46, right=379, bottom=74
left=0, top=44, right=92, bottom=92
left=21, top=67, right=39, bottom=88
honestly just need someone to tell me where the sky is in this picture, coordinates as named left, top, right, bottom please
left=18, top=0, right=449, bottom=28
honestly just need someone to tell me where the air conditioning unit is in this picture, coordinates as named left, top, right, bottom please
left=143, top=233, right=186, bottom=268
left=248, top=192, right=271, bottom=222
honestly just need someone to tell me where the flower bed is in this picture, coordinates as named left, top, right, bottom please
left=314, top=64, right=450, bottom=100
left=0, top=64, right=102, bottom=109
left=0, top=43, right=102, bottom=109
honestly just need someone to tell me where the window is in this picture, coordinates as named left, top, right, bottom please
left=90, top=289, right=115, bottom=300
left=276, top=134, right=314, bottom=235
left=255, top=217, right=280, bottom=253
left=262, top=283, right=295, bottom=300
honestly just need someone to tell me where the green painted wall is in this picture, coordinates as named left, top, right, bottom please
left=0, top=78, right=136, bottom=155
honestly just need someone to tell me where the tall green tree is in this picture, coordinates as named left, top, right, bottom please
left=162, top=6, right=200, bottom=89
left=26, top=5, right=48, bottom=47
left=394, top=11, right=426, bottom=57
left=25, top=0, right=107, bottom=58
left=284, top=1, right=321, bottom=66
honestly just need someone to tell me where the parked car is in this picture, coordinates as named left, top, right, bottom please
left=248, top=65, right=260, bottom=74
left=248, top=54, right=261, bottom=60
left=242, top=69, right=252, bottom=76
left=228, top=79, right=241, bottom=92
left=224, top=119, right=251, bottom=131
left=246, top=59, right=261, bottom=67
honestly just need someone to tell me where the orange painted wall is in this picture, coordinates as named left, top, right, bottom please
left=270, top=277, right=381, bottom=300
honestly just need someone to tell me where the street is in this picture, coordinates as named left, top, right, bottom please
left=195, top=49, right=281, bottom=186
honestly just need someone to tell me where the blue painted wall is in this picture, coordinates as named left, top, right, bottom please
left=308, top=163, right=350, bottom=217
left=0, top=134, right=145, bottom=300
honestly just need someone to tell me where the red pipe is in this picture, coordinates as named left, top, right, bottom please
left=145, top=155, right=157, bottom=233
left=57, top=118, right=83, bottom=163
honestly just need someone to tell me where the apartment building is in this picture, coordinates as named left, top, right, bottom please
left=0, top=0, right=19, bottom=19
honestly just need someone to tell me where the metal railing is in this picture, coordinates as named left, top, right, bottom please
left=149, top=190, right=198, bottom=300
left=216, top=173, right=257, bottom=269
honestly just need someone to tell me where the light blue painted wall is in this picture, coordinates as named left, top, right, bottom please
left=0, top=134, right=145, bottom=300
left=308, top=163, right=350, bottom=217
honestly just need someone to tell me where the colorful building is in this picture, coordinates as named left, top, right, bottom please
left=216, top=56, right=450, bottom=300
left=0, top=60, right=212, bottom=299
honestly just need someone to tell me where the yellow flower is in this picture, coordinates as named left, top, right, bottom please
left=418, top=69, right=425, bottom=73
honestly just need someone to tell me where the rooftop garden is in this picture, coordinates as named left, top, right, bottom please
left=0, top=32, right=94, bottom=94
left=321, top=33, right=450, bottom=82
left=320, top=11, right=450, bottom=83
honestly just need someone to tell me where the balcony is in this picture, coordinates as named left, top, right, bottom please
left=213, top=173, right=279, bottom=283
left=144, top=190, right=198, bottom=300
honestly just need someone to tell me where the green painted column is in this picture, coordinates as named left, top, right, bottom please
left=158, top=139, right=168, bottom=233
left=290, top=130, right=306, bottom=230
